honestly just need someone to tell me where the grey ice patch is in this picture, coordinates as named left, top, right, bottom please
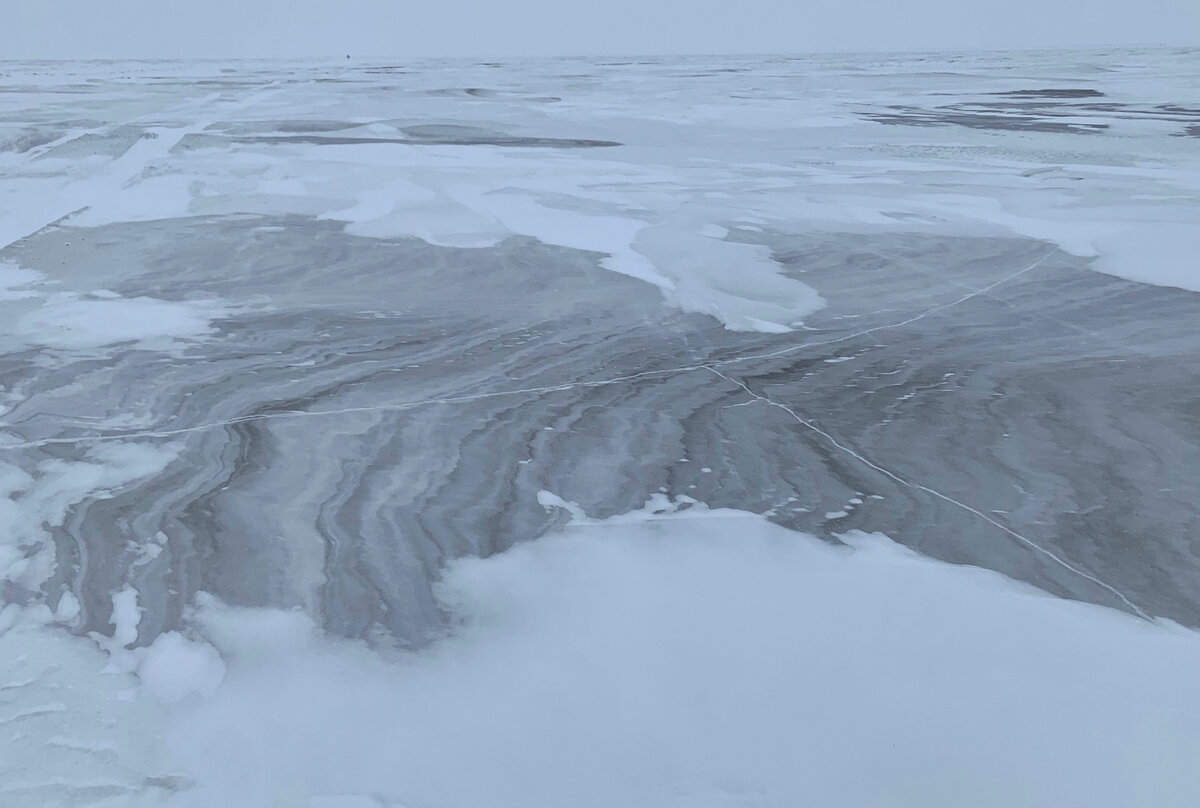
left=234, top=132, right=621, bottom=149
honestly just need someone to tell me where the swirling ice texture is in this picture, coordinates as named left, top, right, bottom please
left=1, top=218, right=1199, bottom=647
left=0, top=48, right=1199, bottom=651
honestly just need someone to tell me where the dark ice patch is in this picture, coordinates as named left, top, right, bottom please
left=0, top=125, right=68, bottom=153
left=399, top=123, right=505, bottom=140
left=993, top=88, right=1105, bottom=98
left=233, top=131, right=621, bottom=149
left=427, top=87, right=561, bottom=103
left=204, top=120, right=364, bottom=135
left=861, top=105, right=1107, bottom=134
left=862, top=94, right=1200, bottom=136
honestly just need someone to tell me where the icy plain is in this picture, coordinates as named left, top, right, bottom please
left=1, top=48, right=1200, bottom=806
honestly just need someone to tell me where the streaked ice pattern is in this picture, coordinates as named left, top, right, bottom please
left=1, top=47, right=1199, bottom=807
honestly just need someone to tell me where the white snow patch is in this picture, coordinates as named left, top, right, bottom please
left=1091, top=222, right=1200, bottom=293
left=109, top=586, right=142, bottom=650
left=0, top=609, right=178, bottom=802
left=139, top=631, right=227, bottom=705
left=0, top=261, right=46, bottom=300
left=54, top=591, right=81, bottom=623
left=128, top=499, right=1200, bottom=808
left=1, top=261, right=238, bottom=353
left=13, top=294, right=234, bottom=350
left=635, top=225, right=824, bottom=332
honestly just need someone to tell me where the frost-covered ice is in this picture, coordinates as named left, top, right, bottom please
left=2, top=47, right=1200, bottom=807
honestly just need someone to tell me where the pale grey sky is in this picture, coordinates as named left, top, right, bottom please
left=4, top=0, right=1199, bottom=59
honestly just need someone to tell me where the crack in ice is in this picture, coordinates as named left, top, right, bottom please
left=703, top=365, right=1150, bottom=620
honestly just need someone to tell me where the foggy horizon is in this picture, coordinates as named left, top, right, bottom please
left=5, top=0, right=1199, bottom=60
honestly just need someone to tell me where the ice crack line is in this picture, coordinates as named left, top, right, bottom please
left=860, top=247, right=1152, bottom=359
left=1, top=252, right=1052, bottom=453
left=703, top=365, right=1149, bottom=620
left=721, top=250, right=1055, bottom=367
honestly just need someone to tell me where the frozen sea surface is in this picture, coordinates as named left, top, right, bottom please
left=1, top=48, right=1200, bottom=806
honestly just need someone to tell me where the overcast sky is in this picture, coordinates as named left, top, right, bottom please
left=5, top=0, right=1199, bottom=59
